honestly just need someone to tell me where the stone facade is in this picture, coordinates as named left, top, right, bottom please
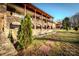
left=0, top=3, right=54, bottom=55
left=0, top=4, right=17, bottom=56
left=6, top=3, right=54, bottom=36
left=0, top=3, right=54, bottom=39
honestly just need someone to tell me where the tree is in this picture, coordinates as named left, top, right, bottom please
left=62, top=17, right=70, bottom=30
left=18, top=14, right=32, bottom=49
left=74, top=26, right=78, bottom=31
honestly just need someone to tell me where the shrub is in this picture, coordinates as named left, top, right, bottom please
left=18, top=14, right=32, bottom=49
left=74, top=27, right=78, bottom=31
left=8, top=30, right=14, bottom=43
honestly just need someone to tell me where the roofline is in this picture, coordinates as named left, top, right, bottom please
left=30, top=3, right=53, bottom=18
left=7, top=3, right=54, bottom=19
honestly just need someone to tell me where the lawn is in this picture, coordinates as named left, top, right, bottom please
left=18, top=29, right=79, bottom=56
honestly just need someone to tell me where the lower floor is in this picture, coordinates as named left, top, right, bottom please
left=32, top=29, right=53, bottom=36
left=9, top=28, right=53, bottom=41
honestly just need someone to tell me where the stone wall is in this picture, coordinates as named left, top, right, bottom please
left=0, top=13, right=4, bottom=31
left=0, top=31, right=17, bottom=56
left=0, top=4, right=17, bottom=56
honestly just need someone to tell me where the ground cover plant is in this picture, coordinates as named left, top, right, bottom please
left=18, top=29, right=79, bottom=56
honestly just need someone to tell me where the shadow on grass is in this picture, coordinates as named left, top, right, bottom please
left=69, top=32, right=79, bottom=34
left=57, top=31, right=79, bottom=34
left=35, top=37, right=79, bottom=44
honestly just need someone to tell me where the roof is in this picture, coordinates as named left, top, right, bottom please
left=25, top=3, right=53, bottom=18
left=7, top=3, right=53, bottom=19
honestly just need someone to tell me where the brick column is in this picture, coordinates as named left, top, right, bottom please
left=4, top=12, right=9, bottom=37
left=24, top=4, right=26, bottom=16
left=40, top=13, right=44, bottom=34
left=47, top=18, right=49, bottom=31
left=34, top=9, right=36, bottom=29
left=42, top=14, right=43, bottom=29
left=45, top=18, right=47, bottom=29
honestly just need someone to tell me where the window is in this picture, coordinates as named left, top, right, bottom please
left=10, top=23, right=20, bottom=29
left=32, top=24, right=35, bottom=29
left=36, top=25, right=41, bottom=29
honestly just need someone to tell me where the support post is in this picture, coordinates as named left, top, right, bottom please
left=34, top=9, right=36, bottom=29
left=24, top=4, right=26, bottom=16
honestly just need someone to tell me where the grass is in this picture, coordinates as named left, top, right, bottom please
left=18, top=29, right=79, bottom=56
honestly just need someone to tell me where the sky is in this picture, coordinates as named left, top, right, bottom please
left=32, top=3, right=79, bottom=22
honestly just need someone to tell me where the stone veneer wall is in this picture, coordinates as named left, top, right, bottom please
left=0, top=4, right=17, bottom=56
